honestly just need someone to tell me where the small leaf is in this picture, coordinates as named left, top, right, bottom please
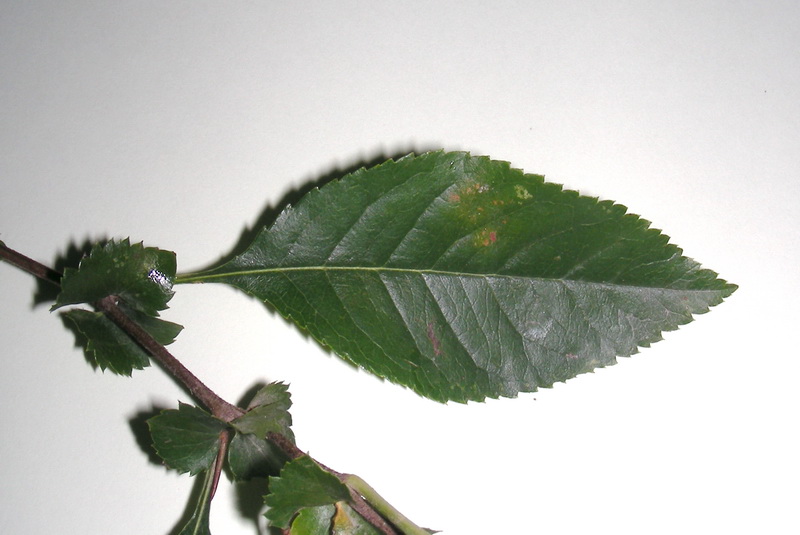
left=54, top=239, right=177, bottom=315
left=177, top=503, right=211, bottom=535
left=290, top=505, right=336, bottom=534
left=176, top=468, right=215, bottom=535
left=331, top=502, right=383, bottom=535
left=183, top=151, right=737, bottom=403
left=127, top=307, right=184, bottom=342
left=287, top=503, right=386, bottom=535
left=227, top=432, right=287, bottom=481
left=247, top=381, right=292, bottom=410
left=231, top=382, right=294, bottom=442
left=265, top=456, right=351, bottom=529
left=148, top=403, right=227, bottom=475
left=62, top=307, right=182, bottom=375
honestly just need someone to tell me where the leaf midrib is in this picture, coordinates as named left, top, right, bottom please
left=176, top=266, right=724, bottom=294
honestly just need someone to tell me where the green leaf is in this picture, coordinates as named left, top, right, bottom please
left=228, top=383, right=294, bottom=480
left=62, top=306, right=182, bottom=375
left=231, top=382, right=294, bottom=441
left=227, top=431, right=287, bottom=481
left=176, top=468, right=215, bottom=535
left=331, top=502, right=383, bottom=535
left=247, top=380, right=292, bottom=410
left=148, top=403, right=227, bottom=475
left=265, top=456, right=351, bottom=529
left=290, top=505, right=336, bottom=534
left=287, top=503, right=385, bottom=535
left=54, top=239, right=177, bottom=315
left=182, top=151, right=736, bottom=403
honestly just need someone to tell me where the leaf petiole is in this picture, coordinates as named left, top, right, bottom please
left=345, top=474, right=432, bottom=535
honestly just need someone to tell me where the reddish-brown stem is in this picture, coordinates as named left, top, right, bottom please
left=1, top=242, right=402, bottom=535
left=345, top=487, right=400, bottom=535
left=96, top=295, right=243, bottom=421
left=267, top=431, right=304, bottom=460
left=0, top=241, right=61, bottom=287
left=210, top=430, right=231, bottom=499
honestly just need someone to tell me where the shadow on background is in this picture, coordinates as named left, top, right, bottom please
left=128, top=405, right=210, bottom=535
left=31, top=238, right=107, bottom=306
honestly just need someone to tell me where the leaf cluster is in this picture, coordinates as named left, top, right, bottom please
left=46, top=238, right=385, bottom=532
left=56, top=239, right=182, bottom=375
left=22, top=151, right=736, bottom=534
left=148, top=384, right=294, bottom=534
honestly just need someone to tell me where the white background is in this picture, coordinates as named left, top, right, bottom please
left=1, top=2, right=798, bottom=534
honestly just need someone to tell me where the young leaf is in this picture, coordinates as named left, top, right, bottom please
left=53, top=239, right=177, bottom=315
left=247, top=380, right=292, bottom=410
left=182, top=151, right=736, bottom=403
left=62, top=307, right=182, bottom=375
left=265, top=456, right=351, bottom=529
left=331, top=502, right=383, bottom=535
left=290, top=505, right=336, bottom=534
left=230, top=382, right=294, bottom=441
left=176, top=467, right=215, bottom=535
left=148, top=403, right=228, bottom=475
left=288, top=503, right=383, bottom=535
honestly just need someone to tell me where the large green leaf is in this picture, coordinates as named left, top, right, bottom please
left=180, top=152, right=736, bottom=402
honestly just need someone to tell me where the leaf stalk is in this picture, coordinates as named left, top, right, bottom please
left=345, top=474, right=431, bottom=535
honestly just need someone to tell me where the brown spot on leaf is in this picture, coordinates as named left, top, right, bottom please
left=426, top=323, right=442, bottom=356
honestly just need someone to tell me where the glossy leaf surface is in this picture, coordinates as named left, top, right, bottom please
left=184, top=152, right=736, bottom=402
left=265, top=456, right=350, bottom=529
left=54, top=239, right=176, bottom=315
